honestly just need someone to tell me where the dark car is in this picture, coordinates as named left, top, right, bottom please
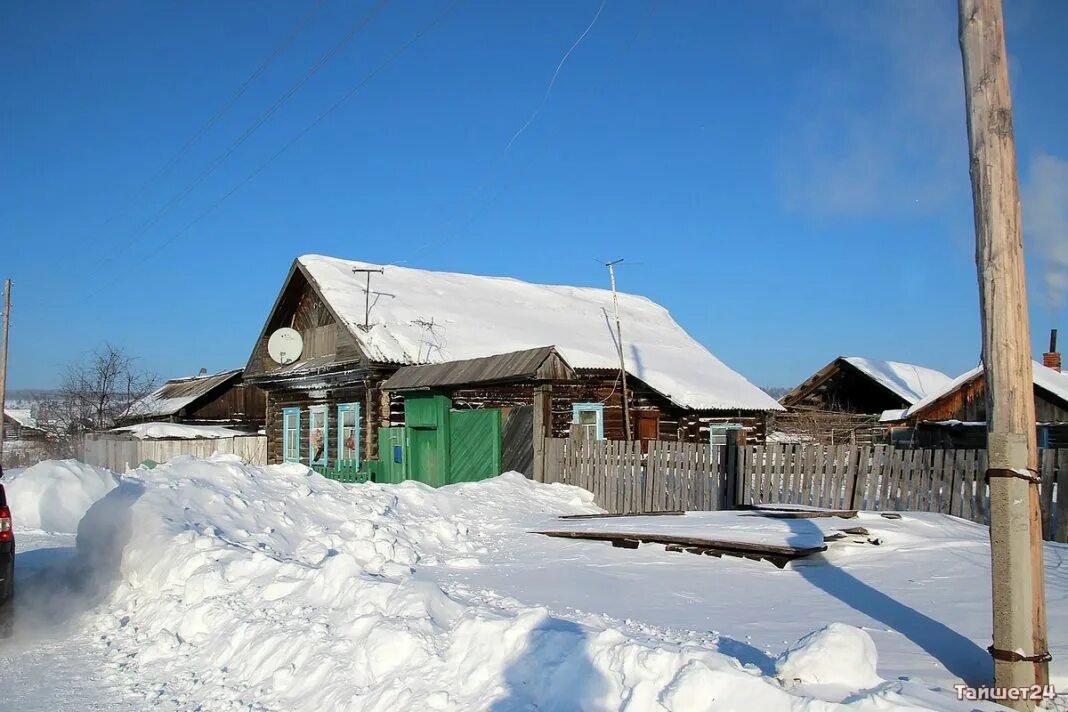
left=0, top=482, right=12, bottom=608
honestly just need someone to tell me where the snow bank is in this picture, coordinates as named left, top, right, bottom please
left=71, top=458, right=979, bottom=711
left=110, top=422, right=247, bottom=440
left=4, top=460, right=119, bottom=533
left=776, top=623, right=882, bottom=690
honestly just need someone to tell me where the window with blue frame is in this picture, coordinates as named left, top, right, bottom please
left=572, top=403, right=604, bottom=440
left=282, top=408, right=301, bottom=463
left=337, top=403, right=360, bottom=466
left=308, top=404, right=328, bottom=466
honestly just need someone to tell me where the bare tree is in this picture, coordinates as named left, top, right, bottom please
left=42, top=344, right=158, bottom=441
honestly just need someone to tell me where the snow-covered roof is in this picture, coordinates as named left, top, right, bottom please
left=111, top=422, right=248, bottom=440
left=3, top=408, right=37, bottom=429
left=298, top=255, right=783, bottom=412
left=127, top=369, right=242, bottom=419
left=896, top=360, right=1068, bottom=420
left=841, top=357, right=953, bottom=405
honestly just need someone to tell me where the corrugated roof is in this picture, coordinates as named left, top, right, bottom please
left=127, top=369, right=242, bottom=418
left=382, top=346, right=575, bottom=391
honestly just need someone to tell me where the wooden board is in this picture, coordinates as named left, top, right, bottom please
left=534, top=529, right=827, bottom=567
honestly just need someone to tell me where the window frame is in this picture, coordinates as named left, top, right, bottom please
left=336, top=402, right=361, bottom=465
left=282, top=407, right=302, bottom=463
left=572, top=402, right=605, bottom=441
left=709, top=423, right=744, bottom=446
left=308, top=404, right=329, bottom=466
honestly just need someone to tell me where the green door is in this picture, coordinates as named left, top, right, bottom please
left=409, top=428, right=447, bottom=487
left=449, top=409, right=502, bottom=483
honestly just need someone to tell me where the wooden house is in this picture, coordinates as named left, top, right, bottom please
left=776, top=357, right=952, bottom=445
left=117, top=369, right=266, bottom=432
left=243, top=255, right=783, bottom=482
left=882, top=353, right=1068, bottom=448
left=3, top=408, right=48, bottom=442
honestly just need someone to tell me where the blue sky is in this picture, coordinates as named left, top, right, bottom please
left=2, top=0, right=1066, bottom=391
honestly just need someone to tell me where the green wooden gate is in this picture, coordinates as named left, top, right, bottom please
left=449, top=409, right=502, bottom=483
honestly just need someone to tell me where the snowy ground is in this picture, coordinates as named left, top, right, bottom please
left=0, top=530, right=140, bottom=711
left=0, top=458, right=1058, bottom=710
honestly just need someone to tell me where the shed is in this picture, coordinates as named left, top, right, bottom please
left=119, top=369, right=266, bottom=431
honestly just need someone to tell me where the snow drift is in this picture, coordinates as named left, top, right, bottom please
left=4, top=460, right=119, bottom=533
left=776, top=623, right=882, bottom=690
left=7, top=457, right=981, bottom=711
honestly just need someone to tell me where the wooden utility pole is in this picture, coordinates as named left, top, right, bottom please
left=0, top=280, right=10, bottom=470
left=958, top=0, right=1049, bottom=703
left=605, top=260, right=632, bottom=441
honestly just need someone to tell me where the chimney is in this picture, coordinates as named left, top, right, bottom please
left=1043, top=329, right=1061, bottom=372
left=198, top=367, right=208, bottom=377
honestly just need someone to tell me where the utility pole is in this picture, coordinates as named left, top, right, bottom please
left=0, top=280, right=10, bottom=471
left=352, top=268, right=384, bottom=331
left=958, top=0, right=1049, bottom=704
left=605, top=260, right=632, bottom=441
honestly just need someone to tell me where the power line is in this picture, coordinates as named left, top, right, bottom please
left=92, top=0, right=332, bottom=238
left=407, top=0, right=608, bottom=261
left=100, top=0, right=392, bottom=267
left=91, top=0, right=466, bottom=295
left=503, top=0, right=607, bottom=155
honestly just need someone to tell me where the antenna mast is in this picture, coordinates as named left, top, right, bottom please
left=605, top=260, right=632, bottom=441
left=352, top=268, right=384, bottom=331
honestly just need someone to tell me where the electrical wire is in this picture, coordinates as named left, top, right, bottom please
left=407, top=0, right=608, bottom=261
left=502, top=0, right=607, bottom=155
left=101, top=0, right=392, bottom=266
left=92, top=0, right=332, bottom=239
left=91, top=0, right=466, bottom=296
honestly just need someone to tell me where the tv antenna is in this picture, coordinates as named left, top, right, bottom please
left=413, top=317, right=446, bottom=361
left=602, top=259, right=632, bottom=441
left=352, top=268, right=384, bottom=331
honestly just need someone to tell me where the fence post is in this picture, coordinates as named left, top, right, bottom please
left=849, top=446, right=868, bottom=510
left=726, top=429, right=744, bottom=508
left=532, top=384, right=550, bottom=483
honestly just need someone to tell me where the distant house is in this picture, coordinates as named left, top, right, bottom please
left=243, top=255, right=782, bottom=483
left=117, top=369, right=265, bottom=432
left=2, top=408, right=51, bottom=468
left=776, top=357, right=953, bottom=445
left=881, top=354, right=1068, bottom=449
left=3, top=408, right=47, bottom=442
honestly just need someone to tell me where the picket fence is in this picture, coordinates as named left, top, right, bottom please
left=542, top=439, right=1068, bottom=543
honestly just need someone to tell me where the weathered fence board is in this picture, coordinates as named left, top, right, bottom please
left=82, top=433, right=268, bottom=472
left=543, top=439, right=1068, bottom=543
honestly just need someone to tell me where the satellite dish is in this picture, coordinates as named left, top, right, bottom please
left=267, top=328, right=303, bottom=365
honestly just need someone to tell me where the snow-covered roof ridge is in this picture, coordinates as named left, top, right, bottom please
left=297, top=254, right=783, bottom=412
left=841, top=357, right=954, bottom=405
left=897, top=360, right=1068, bottom=419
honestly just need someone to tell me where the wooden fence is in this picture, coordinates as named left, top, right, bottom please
left=542, top=439, right=1068, bottom=543
left=81, top=433, right=268, bottom=472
